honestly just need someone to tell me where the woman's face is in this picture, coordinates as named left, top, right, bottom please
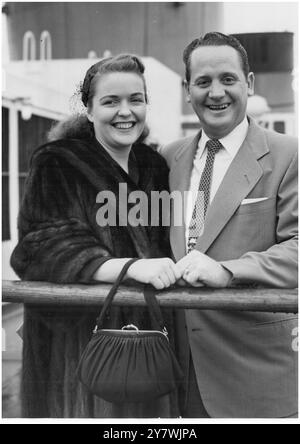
left=87, top=72, right=147, bottom=150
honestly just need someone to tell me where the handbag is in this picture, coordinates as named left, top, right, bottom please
left=77, top=258, right=183, bottom=403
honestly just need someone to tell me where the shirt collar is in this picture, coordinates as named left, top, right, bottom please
left=197, top=116, right=249, bottom=159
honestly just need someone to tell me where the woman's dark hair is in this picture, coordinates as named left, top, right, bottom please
left=183, top=32, right=250, bottom=83
left=81, top=53, right=148, bottom=109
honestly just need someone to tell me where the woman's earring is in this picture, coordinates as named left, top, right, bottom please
left=186, top=96, right=191, bottom=103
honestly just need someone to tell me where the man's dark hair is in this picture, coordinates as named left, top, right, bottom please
left=183, top=32, right=250, bottom=83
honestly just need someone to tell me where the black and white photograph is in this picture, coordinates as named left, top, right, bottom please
left=1, top=1, right=298, bottom=424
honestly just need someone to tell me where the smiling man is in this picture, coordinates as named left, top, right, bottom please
left=160, top=33, right=298, bottom=418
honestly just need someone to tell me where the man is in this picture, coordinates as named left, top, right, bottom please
left=160, top=33, right=298, bottom=418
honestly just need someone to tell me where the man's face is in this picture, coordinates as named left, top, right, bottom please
left=186, top=45, right=254, bottom=139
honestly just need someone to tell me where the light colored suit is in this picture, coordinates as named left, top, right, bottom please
left=161, top=118, right=298, bottom=418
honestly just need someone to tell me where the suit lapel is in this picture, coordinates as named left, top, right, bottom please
left=169, top=132, right=201, bottom=260
left=196, top=119, right=269, bottom=253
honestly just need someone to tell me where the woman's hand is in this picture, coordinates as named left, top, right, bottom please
left=127, top=258, right=182, bottom=290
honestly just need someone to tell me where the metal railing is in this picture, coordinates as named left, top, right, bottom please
left=2, top=280, right=298, bottom=313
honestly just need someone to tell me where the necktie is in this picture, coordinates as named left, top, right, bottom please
left=187, top=139, right=223, bottom=253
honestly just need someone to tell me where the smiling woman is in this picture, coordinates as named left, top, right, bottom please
left=86, top=71, right=147, bottom=169
left=10, top=54, right=181, bottom=418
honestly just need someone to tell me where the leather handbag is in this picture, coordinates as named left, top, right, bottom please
left=77, top=258, right=183, bottom=403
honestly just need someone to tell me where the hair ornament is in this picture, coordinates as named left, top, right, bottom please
left=69, top=81, right=88, bottom=115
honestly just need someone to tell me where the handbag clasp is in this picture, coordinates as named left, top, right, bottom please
left=122, top=324, right=139, bottom=331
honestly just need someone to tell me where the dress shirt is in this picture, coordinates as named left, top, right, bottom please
left=185, top=117, right=249, bottom=249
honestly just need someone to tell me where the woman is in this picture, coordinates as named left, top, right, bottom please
left=11, top=54, right=181, bottom=418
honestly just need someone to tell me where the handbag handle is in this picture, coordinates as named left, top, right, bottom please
left=95, top=259, right=167, bottom=333
left=143, top=284, right=166, bottom=333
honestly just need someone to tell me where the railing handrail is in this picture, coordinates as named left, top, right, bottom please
left=2, top=280, right=298, bottom=313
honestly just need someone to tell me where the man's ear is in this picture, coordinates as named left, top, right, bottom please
left=247, top=72, right=255, bottom=97
left=184, top=80, right=191, bottom=103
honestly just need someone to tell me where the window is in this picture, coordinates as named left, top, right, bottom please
left=40, top=30, right=52, bottom=60
left=273, top=121, right=285, bottom=134
left=22, top=31, right=36, bottom=61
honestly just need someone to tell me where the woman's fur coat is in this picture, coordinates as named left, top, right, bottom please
left=11, top=125, right=180, bottom=418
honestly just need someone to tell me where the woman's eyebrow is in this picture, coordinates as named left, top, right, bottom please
left=100, top=92, right=144, bottom=100
left=100, top=94, right=119, bottom=100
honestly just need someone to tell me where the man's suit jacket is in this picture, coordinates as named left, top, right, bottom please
left=161, top=118, right=298, bottom=418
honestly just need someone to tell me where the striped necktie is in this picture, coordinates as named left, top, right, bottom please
left=187, top=139, right=223, bottom=253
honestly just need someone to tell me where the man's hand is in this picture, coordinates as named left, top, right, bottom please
left=177, top=250, right=232, bottom=288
